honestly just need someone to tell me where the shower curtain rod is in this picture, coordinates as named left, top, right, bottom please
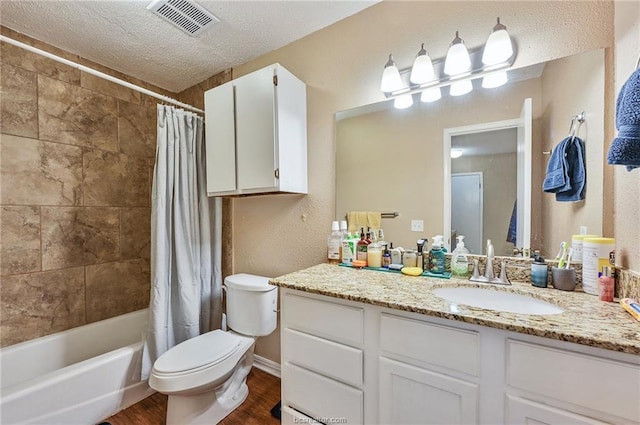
left=0, top=35, right=204, bottom=114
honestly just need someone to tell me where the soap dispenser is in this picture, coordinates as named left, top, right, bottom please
left=451, top=235, right=470, bottom=277
left=428, top=236, right=446, bottom=274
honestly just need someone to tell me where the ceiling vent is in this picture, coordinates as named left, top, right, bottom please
left=147, top=0, right=219, bottom=37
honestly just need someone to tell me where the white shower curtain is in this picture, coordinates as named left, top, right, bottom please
left=142, top=105, right=222, bottom=379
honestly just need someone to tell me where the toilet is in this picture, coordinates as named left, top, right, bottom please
left=149, top=274, right=278, bottom=425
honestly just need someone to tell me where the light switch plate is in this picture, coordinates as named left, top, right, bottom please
left=411, top=220, right=424, bottom=232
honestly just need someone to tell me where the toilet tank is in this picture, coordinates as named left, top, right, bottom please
left=224, top=274, right=278, bottom=336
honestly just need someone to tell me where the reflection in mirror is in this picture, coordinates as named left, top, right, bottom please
left=335, top=49, right=605, bottom=257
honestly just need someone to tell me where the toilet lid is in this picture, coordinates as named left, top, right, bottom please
left=153, top=330, right=241, bottom=374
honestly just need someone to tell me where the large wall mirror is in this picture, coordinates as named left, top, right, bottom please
left=336, top=49, right=605, bottom=257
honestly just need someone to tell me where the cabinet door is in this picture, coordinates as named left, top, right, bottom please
left=379, top=357, right=478, bottom=425
left=204, top=82, right=236, bottom=194
left=506, top=395, right=609, bottom=425
left=234, top=66, right=278, bottom=192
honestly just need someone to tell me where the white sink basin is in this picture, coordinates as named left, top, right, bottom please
left=432, top=287, right=564, bottom=315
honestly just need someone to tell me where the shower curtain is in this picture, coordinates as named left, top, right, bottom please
left=142, top=105, right=222, bottom=379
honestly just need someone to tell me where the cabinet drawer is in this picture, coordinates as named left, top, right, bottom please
left=506, top=395, right=609, bottom=425
left=507, top=340, right=640, bottom=422
left=380, top=314, right=480, bottom=376
left=283, top=293, right=364, bottom=346
left=281, top=406, right=321, bottom=425
left=284, top=362, right=363, bottom=424
left=284, top=328, right=363, bottom=386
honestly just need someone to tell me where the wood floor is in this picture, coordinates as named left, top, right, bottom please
left=105, top=368, right=281, bottom=425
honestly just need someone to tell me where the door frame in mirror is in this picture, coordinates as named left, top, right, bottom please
left=443, top=116, right=530, bottom=252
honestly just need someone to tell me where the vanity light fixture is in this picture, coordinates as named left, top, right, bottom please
left=410, top=43, right=435, bottom=84
left=379, top=18, right=516, bottom=109
left=380, top=54, right=403, bottom=93
left=444, top=31, right=471, bottom=76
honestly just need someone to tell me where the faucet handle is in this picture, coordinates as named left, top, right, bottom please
left=471, top=259, right=481, bottom=279
left=496, top=261, right=511, bottom=285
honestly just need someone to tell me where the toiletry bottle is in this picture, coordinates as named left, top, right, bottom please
left=531, top=254, right=548, bottom=287
left=327, top=221, right=342, bottom=265
left=356, top=228, right=369, bottom=265
left=416, top=239, right=427, bottom=269
left=390, top=243, right=403, bottom=265
left=451, top=235, right=470, bottom=277
left=428, top=236, right=446, bottom=274
left=340, top=220, right=349, bottom=241
left=366, top=227, right=373, bottom=244
left=378, top=229, right=387, bottom=251
left=403, top=249, right=417, bottom=267
left=598, top=266, right=614, bottom=302
left=382, top=244, right=391, bottom=268
left=341, top=231, right=355, bottom=264
left=367, top=242, right=383, bottom=268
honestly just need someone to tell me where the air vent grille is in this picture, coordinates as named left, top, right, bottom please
left=147, top=0, right=219, bottom=37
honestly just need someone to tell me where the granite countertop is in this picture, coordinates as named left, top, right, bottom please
left=270, top=263, right=640, bottom=355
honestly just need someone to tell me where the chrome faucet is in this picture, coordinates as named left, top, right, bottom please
left=469, top=241, right=511, bottom=285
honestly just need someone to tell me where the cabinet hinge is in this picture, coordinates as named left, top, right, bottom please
left=273, top=75, right=278, bottom=86
left=275, top=168, right=280, bottom=179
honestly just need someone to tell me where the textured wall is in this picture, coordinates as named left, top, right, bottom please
left=230, top=1, right=615, bottom=363
left=0, top=27, right=163, bottom=347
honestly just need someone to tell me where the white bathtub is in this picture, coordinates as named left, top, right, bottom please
left=0, top=309, right=154, bottom=425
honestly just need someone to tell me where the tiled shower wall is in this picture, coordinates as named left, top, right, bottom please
left=0, top=28, right=165, bottom=347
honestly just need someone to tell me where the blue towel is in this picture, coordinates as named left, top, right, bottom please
left=542, top=136, right=572, bottom=193
left=607, top=68, right=640, bottom=171
left=506, top=200, right=517, bottom=244
left=556, top=136, right=586, bottom=202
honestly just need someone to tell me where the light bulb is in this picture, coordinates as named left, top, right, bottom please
left=420, top=87, right=441, bottom=102
left=444, top=31, right=471, bottom=76
left=450, top=80, right=473, bottom=96
left=410, top=43, right=435, bottom=84
left=380, top=54, right=403, bottom=93
left=482, top=70, right=508, bottom=88
left=482, top=18, right=514, bottom=65
left=450, top=149, right=464, bottom=159
left=394, top=94, right=413, bottom=109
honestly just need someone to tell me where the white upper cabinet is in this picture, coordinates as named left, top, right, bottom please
left=204, top=63, right=307, bottom=196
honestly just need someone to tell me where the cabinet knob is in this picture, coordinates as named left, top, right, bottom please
left=275, top=168, right=280, bottom=179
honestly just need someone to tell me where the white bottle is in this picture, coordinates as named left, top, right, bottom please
left=327, top=221, right=342, bottom=264
left=451, top=235, right=470, bottom=277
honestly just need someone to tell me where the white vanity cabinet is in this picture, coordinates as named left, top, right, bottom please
left=279, top=288, right=640, bottom=425
left=204, top=63, right=307, bottom=196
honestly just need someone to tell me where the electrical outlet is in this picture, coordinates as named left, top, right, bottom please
left=411, top=220, right=424, bottom=232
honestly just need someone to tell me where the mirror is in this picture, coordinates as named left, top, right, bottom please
left=336, top=49, right=605, bottom=257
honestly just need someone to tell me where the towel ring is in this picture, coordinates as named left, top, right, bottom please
left=568, top=111, right=586, bottom=141
left=636, top=53, right=640, bottom=70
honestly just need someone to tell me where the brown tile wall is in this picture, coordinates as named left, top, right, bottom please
left=0, top=27, right=232, bottom=347
left=0, top=27, right=161, bottom=347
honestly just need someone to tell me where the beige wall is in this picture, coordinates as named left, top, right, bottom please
left=230, top=1, right=615, bottom=363
left=614, top=1, right=640, bottom=271
left=540, top=49, right=606, bottom=258
left=0, top=27, right=161, bottom=347
left=452, top=153, right=518, bottom=257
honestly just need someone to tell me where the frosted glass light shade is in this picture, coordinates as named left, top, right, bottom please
left=394, top=94, right=414, bottom=109
left=482, top=19, right=514, bottom=65
left=450, top=80, right=473, bottom=96
left=451, top=149, right=464, bottom=159
left=482, top=70, right=508, bottom=88
left=410, top=44, right=435, bottom=84
left=380, top=54, right=403, bottom=93
left=444, top=32, right=471, bottom=76
left=420, top=87, right=441, bottom=102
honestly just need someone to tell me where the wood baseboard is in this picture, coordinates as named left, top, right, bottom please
left=253, top=354, right=281, bottom=378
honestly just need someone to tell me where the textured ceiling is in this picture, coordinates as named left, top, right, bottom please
left=0, top=0, right=377, bottom=92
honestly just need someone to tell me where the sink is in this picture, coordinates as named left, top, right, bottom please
left=432, top=287, right=564, bottom=315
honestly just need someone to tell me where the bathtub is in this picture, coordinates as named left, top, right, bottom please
left=0, top=309, right=154, bottom=425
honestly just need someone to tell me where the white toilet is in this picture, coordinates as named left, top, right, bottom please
left=149, top=274, right=278, bottom=425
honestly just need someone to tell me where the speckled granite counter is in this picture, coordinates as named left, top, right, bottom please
left=270, top=263, right=640, bottom=355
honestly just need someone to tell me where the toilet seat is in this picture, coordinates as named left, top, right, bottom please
left=153, top=330, right=241, bottom=375
left=149, top=330, right=255, bottom=394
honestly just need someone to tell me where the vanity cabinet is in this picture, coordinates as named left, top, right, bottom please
left=279, top=288, right=640, bottom=425
left=204, top=63, right=307, bottom=196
